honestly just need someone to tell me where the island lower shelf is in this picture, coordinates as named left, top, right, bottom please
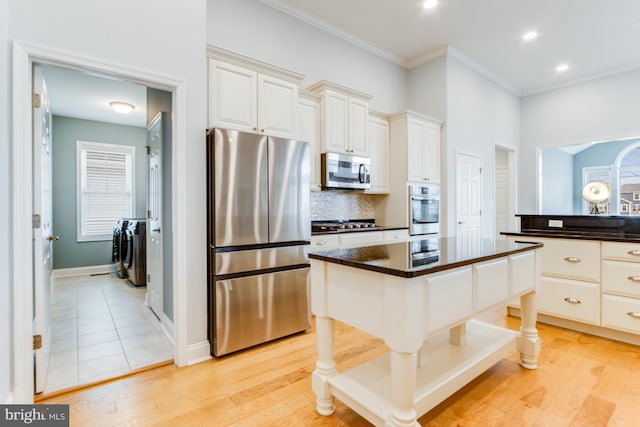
left=328, top=320, right=517, bottom=425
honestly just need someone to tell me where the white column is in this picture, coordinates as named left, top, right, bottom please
left=517, top=290, right=540, bottom=369
left=386, top=350, right=420, bottom=427
left=312, top=315, right=336, bottom=415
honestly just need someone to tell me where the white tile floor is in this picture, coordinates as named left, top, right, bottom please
left=45, top=273, right=173, bottom=393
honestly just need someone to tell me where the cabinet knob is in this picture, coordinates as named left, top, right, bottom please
left=563, top=297, right=581, bottom=304
left=563, top=256, right=581, bottom=263
left=316, top=241, right=326, bottom=246
left=628, top=250, right=640, bottom=256
left=627, top=275, right=640, bottom=282
left=627, top=311, right=640, bottom=319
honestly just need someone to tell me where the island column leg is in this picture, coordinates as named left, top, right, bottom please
left=312, top=315, right=336, bottom=416
left=386, top=350, right=420, bottom=427
left=517, top=291, right=540, bottom=369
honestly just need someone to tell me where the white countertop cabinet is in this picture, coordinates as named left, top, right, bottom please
left=308, top=81, right=371, bottom=157
left=297, top=90, right=322, bottom=191
left=392, top=111, right=441, bottom=185
left=507, top=236, right=640, bottom=344
left=365, top=111, right=390, bottom=194
left=207, top=47, right=303, bottom=138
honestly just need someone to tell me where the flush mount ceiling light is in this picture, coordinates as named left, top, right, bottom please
left=110, top=101, right=135, bottom=115
left=423, top=0, right=438, bottom=9
left=522, top=31, right=538, bottom=41
left=555, top=63, right=570, bottom=72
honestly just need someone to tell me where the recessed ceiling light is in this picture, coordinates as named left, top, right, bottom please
left=423, top=0, right=438, bottom=9
left=110, top=101, right=135, bottom=115
left=555, top=64, right=570, bottom=73
left=522, top=31, right=538, bottom=41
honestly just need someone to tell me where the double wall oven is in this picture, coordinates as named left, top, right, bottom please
left=409, top=184, right=440, bottom=236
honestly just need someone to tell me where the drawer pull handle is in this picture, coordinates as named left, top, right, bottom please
left=627, top=311, right=640, bottom=319
left=564, top=297, right=581, bottom=304
left=627, top=275, right=640, bottom=282
left=316, top=241, right=326, bottom=246
left=628, top=250, right=640, bottom=256
left=564, top=256, right=581, bottom=263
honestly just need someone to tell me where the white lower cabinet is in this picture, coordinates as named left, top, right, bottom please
left=383, top=229, right=409, bottom=243
left=310, top=235, right=339, bottom=252
left=507, top=237, right=640, bottom=342
left=602, top=294, right=640, bottom=334
left=310, top=230, right=385, bottom=252
left=538, top=276, right=600, bottom=325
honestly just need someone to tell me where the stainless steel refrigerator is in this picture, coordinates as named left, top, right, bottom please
left=207, top=128, right=311, bottom=356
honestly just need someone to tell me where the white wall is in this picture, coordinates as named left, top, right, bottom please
left=520, top=69, right=640, bottom=213
left=407, top=54, right=447, bottom=121
left=6, top=0, right=208, bottom=400
left=1, top=0, right=12, bottom=404
left=207, top=0, right=407, bottom=114
left=445, top=56, right=521, bottom=238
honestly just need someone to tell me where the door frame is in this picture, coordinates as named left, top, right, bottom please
left=11, top=41, right=189, bottom=402
left=494, top=143, right=518, bottom=235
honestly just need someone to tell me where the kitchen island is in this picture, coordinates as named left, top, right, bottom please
left=309, top=237, right=543, bottom=427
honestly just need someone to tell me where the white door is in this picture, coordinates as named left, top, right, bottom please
left=147, top=112, right=164, bottom=318
left=456, top=152, right=482, bottom=240
left=33, top=64, right=54, bottom=393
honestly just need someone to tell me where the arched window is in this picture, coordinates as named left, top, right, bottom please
left=617, top=141, right=640, bottom=215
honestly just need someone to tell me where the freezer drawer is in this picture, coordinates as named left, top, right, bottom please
left=212, top=267, right=310, bottom=356
left=214, top=245, right=308, bottom=276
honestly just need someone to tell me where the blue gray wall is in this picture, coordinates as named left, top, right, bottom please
left=52, top=115, right=147, bottom=269
left=572, top=138, right=640, bottom=213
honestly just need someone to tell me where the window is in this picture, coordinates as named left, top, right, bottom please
left=618, top=144, right=640, bottom=216
left=77, top=140, right=135, bottom=241
left=582, top=166, right=611, bottom=215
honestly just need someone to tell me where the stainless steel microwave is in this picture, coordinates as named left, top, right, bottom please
left=321, top=152, right=371, bottom=190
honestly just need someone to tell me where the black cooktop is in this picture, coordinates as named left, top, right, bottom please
left=312, top=219, right=380, bottom=233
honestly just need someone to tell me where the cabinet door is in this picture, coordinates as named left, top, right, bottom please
left=208, top=60, right=256, bottom=131
left=257, top=74, right=297, bottom=138
left=348, top=97, right=369, bottom=156
left=297, top=96, right=321, bottom=190
left=406, top=118, right=425, bottom=182
left=367, top=115, right=389, bottom=193
left=423, top=122, right=440, bottom=183
left=322, top=90, right=348, bottom=153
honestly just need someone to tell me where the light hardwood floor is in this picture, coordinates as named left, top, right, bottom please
left=39, top=307, right=640, bottom=426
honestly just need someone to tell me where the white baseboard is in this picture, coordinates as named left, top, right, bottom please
left=187, top=341, right=212, bottom=365
left=52, top=264, right=116, bottom=280
left=158, top=312, right=175, bottom=344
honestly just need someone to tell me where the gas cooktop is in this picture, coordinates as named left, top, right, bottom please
left=312, top=220, right=380, bottom=233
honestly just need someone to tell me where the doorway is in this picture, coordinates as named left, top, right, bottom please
left=12, top=42, right=184, bottom=401
left=35, top=63, right=174, bottom=395
left=494, top=145, right=517, bottom=239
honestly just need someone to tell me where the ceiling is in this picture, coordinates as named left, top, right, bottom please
left=42, top=1, right=640, bottom=126
left=259, top=0, right=640, bottom=95
left=42, top=65, right=147, bottom=127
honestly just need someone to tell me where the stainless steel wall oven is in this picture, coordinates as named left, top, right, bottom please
left=409, top=184, right=440, bottom=236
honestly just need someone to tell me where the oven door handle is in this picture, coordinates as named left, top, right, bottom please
left=358, top=164, right=366, bottom=183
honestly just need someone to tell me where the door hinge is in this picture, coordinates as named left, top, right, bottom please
left=33, top=335, right=42, bottom=350
left=147, top=274, right=151, bottom=283
left=146, top=146, right=151, bottom=155
left=32, top=214, right=41, bottom=229
left=32, top=93, right=41, bottom=108
left=147, top=210, right=152, bottom=219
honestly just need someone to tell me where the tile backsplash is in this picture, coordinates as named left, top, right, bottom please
left=310, top=191, right=377, bottom=220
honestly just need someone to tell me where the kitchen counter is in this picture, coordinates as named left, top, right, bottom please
left=503, top=230, right=640, bottom=242
left=310, top=238, right=542, bottom=426
left=309, top=237, right=541, bottom=277
left=311, top=225, right=407, bottom=236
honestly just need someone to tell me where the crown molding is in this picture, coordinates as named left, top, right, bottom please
left=206, top=44, right=304, bottom=83
left=258, top=0, right=405, bottom=67
left=405, top=46, right=449, bottom=69
left=521, top=60, right=640, bottom=97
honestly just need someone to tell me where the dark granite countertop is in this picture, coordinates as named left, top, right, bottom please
left=309, top=237, right=542, bottom=278
left=502, top=231, right=640, bottom=243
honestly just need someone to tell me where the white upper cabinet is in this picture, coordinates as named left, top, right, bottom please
left=308, top=81, right=371, bottom=157
left=297, top=90, right=322, bottom=191
left=366, top=111, right=390, bottom=194
left=391, top=111, right=442, bottom=184
left=207, top=47, right=303, bottom=138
